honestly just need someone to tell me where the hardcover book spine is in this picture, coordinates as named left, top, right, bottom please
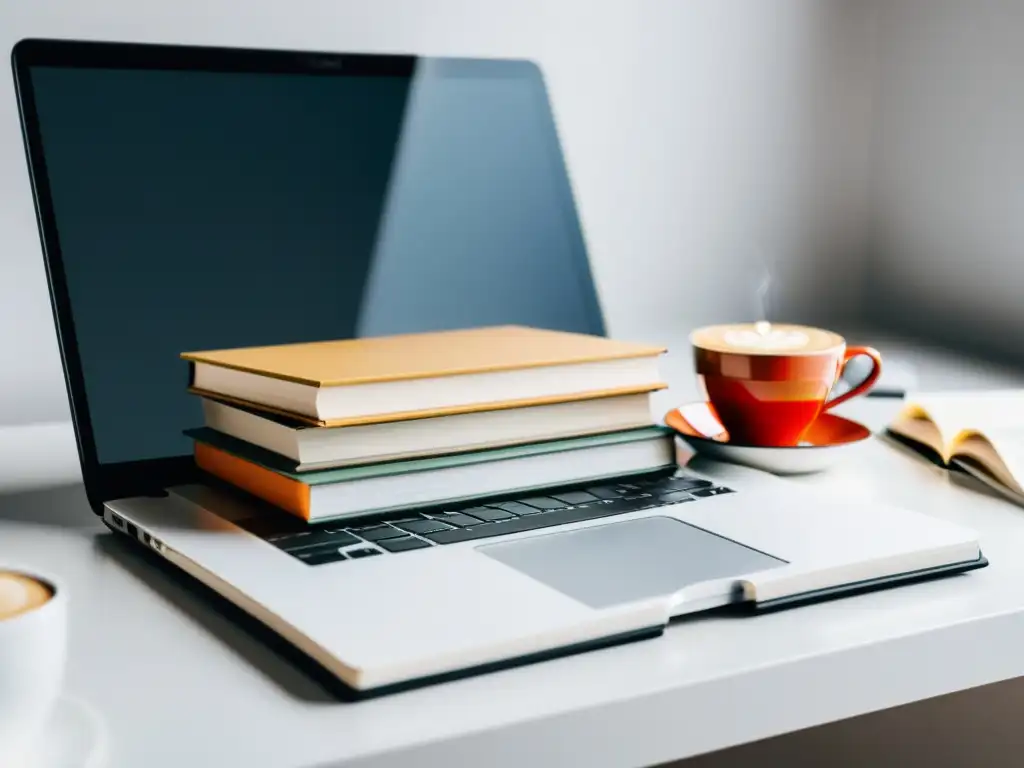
left=195, top=443, right=310, bottom=520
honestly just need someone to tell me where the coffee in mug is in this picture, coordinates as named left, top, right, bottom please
left=0, top=571, right=53, bottom=620
left=0, top=568, right=67, bottom=765
left=691, top=322, right=881, bottom=446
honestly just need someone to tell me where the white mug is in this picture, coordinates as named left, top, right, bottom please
left=0, top=567, right=67, bottom=765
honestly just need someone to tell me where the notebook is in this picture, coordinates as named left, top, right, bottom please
left=886, top=390, right=1024, bottom=503
left=182, top=325, right=666, bottom=426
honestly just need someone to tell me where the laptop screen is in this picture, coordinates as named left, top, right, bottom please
left=14, top=43, right=603, bottom=480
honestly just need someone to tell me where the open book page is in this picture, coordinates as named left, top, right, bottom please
left=953, top=459, right=1024, bottom=507
left=889, top=391, right=1024, bottom=463
left=952, top=426, right=1024, bottom=495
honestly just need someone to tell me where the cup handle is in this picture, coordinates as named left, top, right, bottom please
left=823, top=346, right=883, bottom=411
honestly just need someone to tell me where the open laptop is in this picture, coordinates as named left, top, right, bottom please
left=12, top=38, right=987, bottom=697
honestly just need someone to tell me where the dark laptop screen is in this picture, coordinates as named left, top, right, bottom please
left=19, top=50, right=603, bottom=467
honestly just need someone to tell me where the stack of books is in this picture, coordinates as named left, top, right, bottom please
left=181, top=326, right=675, bottom=523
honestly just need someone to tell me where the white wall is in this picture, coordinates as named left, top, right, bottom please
left=868, top=0, right=1024, bottom=360
left=0, top=0, right=878, bottom=426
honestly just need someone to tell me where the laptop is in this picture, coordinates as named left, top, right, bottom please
left=12, top=38, right=987, bottom=697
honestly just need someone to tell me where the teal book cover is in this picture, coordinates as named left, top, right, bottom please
left=186, top=425, right=673, bottom=485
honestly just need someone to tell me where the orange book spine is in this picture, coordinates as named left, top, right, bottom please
left=194, top=442, right=311, bottom=521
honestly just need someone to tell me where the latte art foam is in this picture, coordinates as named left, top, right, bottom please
left=723, top=323, right=809, bottom=351
left=691, top=322, right=843, bottom=355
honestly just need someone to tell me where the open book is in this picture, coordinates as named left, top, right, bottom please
left=886, top=391, right=1024, bottom=503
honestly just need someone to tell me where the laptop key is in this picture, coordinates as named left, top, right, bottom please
left=396, top=518, right=453, bottom=535
left=296, top=549, right=348, bottom=566
left=427, top=513, right=482, bottom=528
left=355, top=525, right=406, bottom=542
left=277, top=529, right=361, bottom=550
left=426, top=518, right=541, bottom=545
left=462, top=507, right=515, bottom=522
left=517, top=496, right=566, bottom=510
left=658, top=490, right=696, bottom=505
left=347, top=547, right=383, bottom=559
left=378, top=536, right=432, bottom=553
left=692, top=487, right=735, bottom=498
left=487, top=501, right=541, bottom=516
left=659, top=477, right=714, bottom=491
left=585, top=486, right=627, bottom=500
left=551, top=490, right=598, bottom=505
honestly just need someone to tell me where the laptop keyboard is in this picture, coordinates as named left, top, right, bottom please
left=238, top=472, right=735, bottom=567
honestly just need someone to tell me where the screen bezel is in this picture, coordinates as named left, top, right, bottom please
left=10, top=37, right=607, bottom=515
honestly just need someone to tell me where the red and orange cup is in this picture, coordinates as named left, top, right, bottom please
left=690, top=323, right=881, bottom=447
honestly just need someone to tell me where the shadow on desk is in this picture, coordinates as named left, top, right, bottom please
left=0, top=482, right=95, bottom=528
left=665, top=674, right=1024, bottom=768
left=93, top=532, right=347, bottom=705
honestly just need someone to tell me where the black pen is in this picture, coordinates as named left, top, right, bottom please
left=867, top=389, right=906, bottom=399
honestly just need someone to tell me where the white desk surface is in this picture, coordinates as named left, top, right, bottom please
left=4, top=335, right=1024, bottom=768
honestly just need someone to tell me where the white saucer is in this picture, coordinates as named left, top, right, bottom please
left=665, top=401, right=873, bottom=475
left=18, top=695, right=107, bottom=768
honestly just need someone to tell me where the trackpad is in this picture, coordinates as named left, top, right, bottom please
left=479, top=516, right=786, bottom=609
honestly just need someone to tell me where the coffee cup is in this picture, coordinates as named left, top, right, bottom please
left=0, top=568, right=67, bottom=765
left=691, top=322, right=881, bottom=447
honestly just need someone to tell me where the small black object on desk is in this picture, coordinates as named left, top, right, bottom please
left=867, top=388, right=907, bottom=399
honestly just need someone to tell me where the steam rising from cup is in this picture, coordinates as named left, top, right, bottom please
left=717, top=251, right=810, bottom=350
left=752, top=250, right=775, bottom=334
left=755, top=268, right=772, bottom=325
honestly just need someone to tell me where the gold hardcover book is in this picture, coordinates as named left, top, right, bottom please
left=183, top=325, right=666, bottom=426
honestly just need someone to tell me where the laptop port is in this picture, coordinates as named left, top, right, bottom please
left=126, top=522, right=139, bottom=539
